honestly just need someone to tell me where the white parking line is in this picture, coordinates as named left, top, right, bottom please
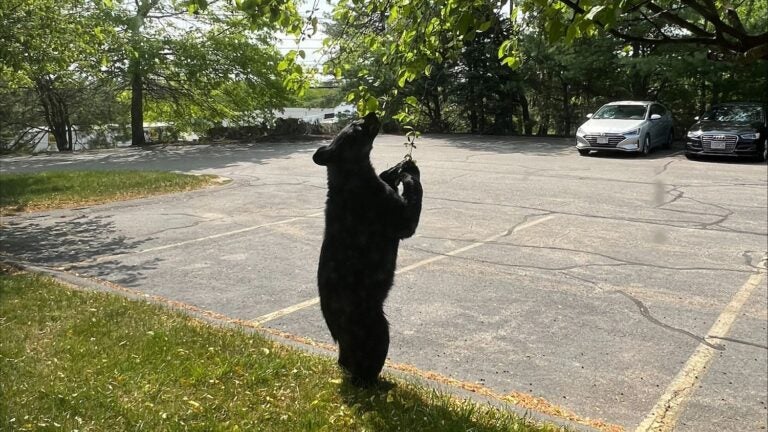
left=250, top=214, right=556, bottom=325
left=635, top=255, right=767, bottom=432
left=68, top=212, right=324, bottom=267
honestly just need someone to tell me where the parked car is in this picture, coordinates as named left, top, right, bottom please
left=685, top=102, right=767, bottom=162
left=575, top=101, right=674, bottom=156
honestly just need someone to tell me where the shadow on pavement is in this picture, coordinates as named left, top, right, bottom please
left=579, top=141, right=686, bottom=160
left=0, top=213, right=158, bottom=286
left=431, top=134, right=574, bottom=157
left=0, top=140, right=324, bottom=174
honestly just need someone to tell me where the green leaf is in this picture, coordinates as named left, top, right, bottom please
left=498, top=40, right=511, bottom=59
left=311, top=17, right=318, bottom=35
left=364, top=96, right=379, bottom=113
left=565, top=22, right=580, bottom=43
left=501, top=56, right=519, bottom=68
left=584, top=5, right=606, bottom=21
left=477, top=20, right=493, bottom=32
left=397, top=71, right=408, bottom=88
left=457, top=13, right=473, bottom=36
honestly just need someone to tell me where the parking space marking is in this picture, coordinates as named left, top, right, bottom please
left=65, top=211, right=324, bottom=267
left=250, top=214, right=556, bottom=325
left=252, top=297, right=323, bottom=326
left=13, top=260, right=622, bottom=432
left=635, top=255, right=767, bottom=432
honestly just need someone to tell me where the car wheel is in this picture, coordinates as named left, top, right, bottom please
left=578, top=149, right=590, bottom=156
left=640, top=134, right=651, bottom=156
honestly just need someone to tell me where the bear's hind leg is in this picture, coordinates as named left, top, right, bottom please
left=346, top=309, right=390, bottom=387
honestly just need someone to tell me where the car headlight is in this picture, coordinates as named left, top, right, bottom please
left=739, top=132, right=760, bottom=140
left=687, top=130, right=702, bottom=138
left=576, top=127, right=585, bottom=136
left=622, top=128, right=640, bottom=136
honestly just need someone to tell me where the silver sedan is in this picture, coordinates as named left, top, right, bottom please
left=575, top=101, right=674, bottom=156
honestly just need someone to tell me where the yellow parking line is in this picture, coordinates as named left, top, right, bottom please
left=635, top=255, right=767, bottom=432
left=250, top=214, right=556, bottom=325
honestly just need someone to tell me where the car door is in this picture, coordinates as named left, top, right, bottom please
left=659, top=104, right=673, bottom=142
left=649, top=104, right=667, bottom=146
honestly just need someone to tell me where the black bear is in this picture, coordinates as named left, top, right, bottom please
left=313, top=112, right=423, bottom=386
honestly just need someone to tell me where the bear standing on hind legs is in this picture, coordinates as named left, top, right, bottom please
left=313, top=112, right=423, bottom=387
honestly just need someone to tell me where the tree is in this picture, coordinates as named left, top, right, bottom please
left=1, top=0, right=110, bottom=151
left=101, top=0, right=305, bottom=146
left=530, top=0, right=768, bottom=63
left=325, top=0, right=766, bottom=121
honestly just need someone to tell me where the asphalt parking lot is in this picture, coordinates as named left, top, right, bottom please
left=1, top=135, right=766, bottom=431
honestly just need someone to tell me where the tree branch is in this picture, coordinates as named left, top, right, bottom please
left=642, top=1, right=712, bottom=38
left=678, top=0, right=743, bottom=41
left=555, top=0, right=767, bottom=60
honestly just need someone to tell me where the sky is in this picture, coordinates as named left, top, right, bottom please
left=275, top=0, right=335, bottom=69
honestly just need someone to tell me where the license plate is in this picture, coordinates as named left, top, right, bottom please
left=710, top=141, right=726, bottom=149
left=597, top=136, right=609, bottom=144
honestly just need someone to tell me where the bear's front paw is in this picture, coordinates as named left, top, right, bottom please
left=399, top=160, right=420, bottom=179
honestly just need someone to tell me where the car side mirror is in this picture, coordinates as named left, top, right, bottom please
left=693, top=116, right=699, bottom=121
left=650, top=114, right=661, bottom=120
left=586, top=113, right=593, bottom=118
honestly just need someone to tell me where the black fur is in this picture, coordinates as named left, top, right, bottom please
left=313, top=112, right=423, bottom=386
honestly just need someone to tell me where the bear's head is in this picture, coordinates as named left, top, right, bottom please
left=313, top=112, right=380, bottom=167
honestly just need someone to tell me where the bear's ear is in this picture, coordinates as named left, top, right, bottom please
left=313, top=145, right=333, bottom=166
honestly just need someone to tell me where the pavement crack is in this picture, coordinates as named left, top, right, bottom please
left=403, top=244, right=751, bottom=274
left=654, top=159, right=677, bottom=176
left=654, top=184, right=685, bottom=208
left=429, top=195, right=766, bottom=236
left=706, top=336, right=768, bottom=350
left=410, top=236, right=752, bottom=274
left=613, top=290, right=724, bottom=351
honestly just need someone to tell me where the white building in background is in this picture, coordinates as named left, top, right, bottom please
left=18, top=127, right=131, bottom=153
left=277, top=104, right=354, bottom=124
left=16, top=103, right=354, bottom=153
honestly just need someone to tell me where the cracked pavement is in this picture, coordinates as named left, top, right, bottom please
left=1, top=135, right=766, bottom=431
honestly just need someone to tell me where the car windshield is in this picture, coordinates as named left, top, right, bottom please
left=592, top=105, right=648, bottom=120
left=701, top=105, right=764, bottom=123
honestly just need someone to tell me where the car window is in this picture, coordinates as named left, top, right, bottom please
left=650, top=104, right=666, bottom=116
left=702, top=105, right=764, bottom=123
left=593, top=105, right=648, bottom=120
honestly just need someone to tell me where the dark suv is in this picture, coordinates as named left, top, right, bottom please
left=685, top=103, right=767, bottom=162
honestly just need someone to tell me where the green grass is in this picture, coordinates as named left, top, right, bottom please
left=0, top=268, right=564, bottom=432
left=0, top=171, right=222, bottom=214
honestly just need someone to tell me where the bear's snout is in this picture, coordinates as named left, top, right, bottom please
left=361, top=112, right=380, bottom=136
left=313, top=145, right=331, bottom=166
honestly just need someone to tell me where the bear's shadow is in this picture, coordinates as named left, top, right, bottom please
left=338, top=378, right=511, bottom=431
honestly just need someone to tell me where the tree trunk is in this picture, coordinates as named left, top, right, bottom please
left=431, top=90, right=444, bottom=132
left=467, top=64, right=478, bottom=133
left=537, top=114, right=549, bottom=136
left=130, top=58, right=146, bottom=146
left=520, top=92, right=532, bottom=135
left=35, top=76, right=72, bottom=152
left=561, top=82, right=571, bottom=135
left=630, top=42, right=648, bottom=99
